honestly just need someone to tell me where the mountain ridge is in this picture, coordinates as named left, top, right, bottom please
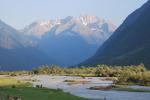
left=0, top=20, right=57, bottom=70
left=81, top=1, right=150, bottom=69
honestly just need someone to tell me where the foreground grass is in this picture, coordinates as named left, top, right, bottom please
left=0, top=87, right=88, bottom=100
left=0, top=78, right=88, bottom=100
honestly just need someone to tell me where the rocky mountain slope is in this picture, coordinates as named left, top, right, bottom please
left=81, top=1, right=150, bottom=69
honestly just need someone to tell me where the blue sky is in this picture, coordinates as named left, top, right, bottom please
left=0, top=0, right=148, bottom=29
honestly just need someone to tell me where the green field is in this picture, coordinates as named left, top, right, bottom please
left=0, top=78, right=88, bottom=100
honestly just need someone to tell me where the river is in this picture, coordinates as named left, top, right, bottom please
left=17, top=75, right=150, bottom=100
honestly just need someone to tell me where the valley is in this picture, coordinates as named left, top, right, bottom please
left=0, top=0, right=150, bottom=100
left=0, top=64, right=150, bottom=100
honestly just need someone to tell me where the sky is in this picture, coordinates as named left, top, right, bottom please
left=0, top=0, right=148, bottom=29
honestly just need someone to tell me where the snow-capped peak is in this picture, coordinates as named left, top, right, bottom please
left=21, top=19, right=61, bottom=38
left=38, top=19, right=61, bottom=26
left=77, top=15, right=99, bottom=26
left=21, top=15, right=116, bottom=39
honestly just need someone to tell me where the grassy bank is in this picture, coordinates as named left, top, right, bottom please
left=0, top=87, right=88, bottom=100
left=0, top=78, right=88, bottom=100
left=89, top=85, right=150, bottom=92
left=0, top=78, right=31, bottom=87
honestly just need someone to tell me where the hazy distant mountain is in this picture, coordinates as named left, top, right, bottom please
left=34, top=16, right=116, bottom=66
left=0, top=15, right=116, bottom=69
left=81, top=1, right=150, bottom=69
left=0, top=20, right=56, bottom=70
left=0, top=20, right=22, bottom=49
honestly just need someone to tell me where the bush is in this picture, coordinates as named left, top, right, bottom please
left=12, top=85, right=16, bottom=88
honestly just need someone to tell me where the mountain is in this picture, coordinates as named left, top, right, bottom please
left=0, top=20, right=22, bottom=49
left=32, top=16, right=116, bottom=66
left=21, top=16, right=115, bottom=41
left=0, top=20, right=56, bottom=70
left=21, top=19, right=61, bottom=38
left=0, top=15, right=116, bottom=69
left=81, top=1, right=150, bottom=69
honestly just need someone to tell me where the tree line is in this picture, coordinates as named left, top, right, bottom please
left=0, top=64, right=150, bottom=86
